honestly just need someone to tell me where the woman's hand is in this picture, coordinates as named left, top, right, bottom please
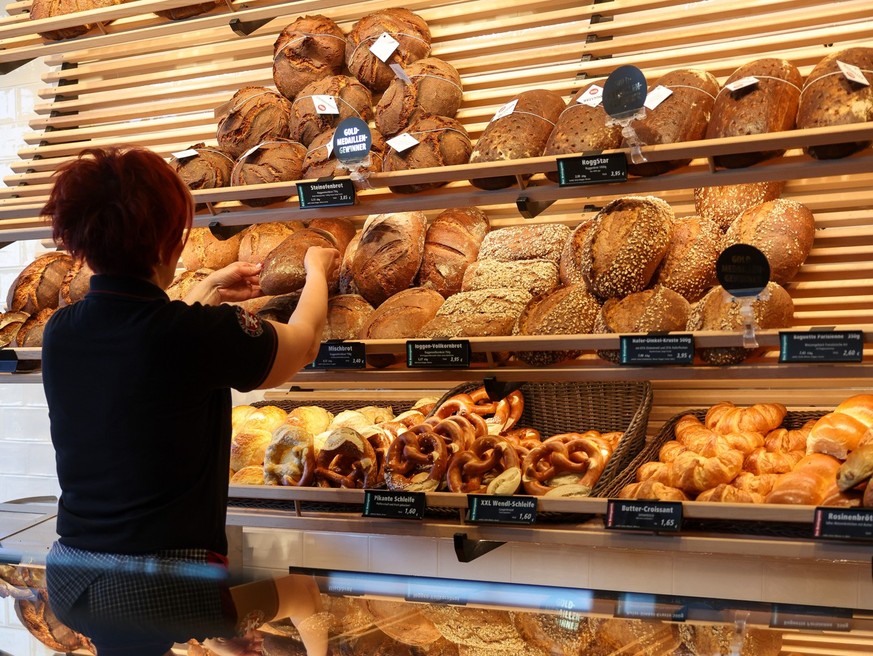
left=303, top=246, right=340, bottom=280
left=183, top=261, right=263, bottom=306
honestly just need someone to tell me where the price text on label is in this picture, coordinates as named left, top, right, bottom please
left=779, top=331, right=863, bottom=363
left=467, top=495, right=537, bottom=524
left=620, top=334, right=694, bottom=365
left=406, top=340, right=471, bottom=368
left=363, top=490, right=426, bottom=520
left=297, top=179, right=356, bottom=209
left=606, top=499, right=682, bottom=532
left=813, top=506, right=873, bottom=540
left=308, top=341, right=366, bottom=369
left=557, top=152, right=628, bottom=187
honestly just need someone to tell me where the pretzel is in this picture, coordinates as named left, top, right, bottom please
left=545, top=431, right=616, bottom=462
left=433, top=388, right=525, bottom=434
left=485, top=390, right=525, bottom=434
left=445, top=435, right=521, bottom=494
left=384, top=426, right=449, bottom=491
left=365, top=427, right=394, bottom=484
left=521, top=437, right=607, bottom=496
left=502, top=427, right=543, bottom=458
left=263, top=425, right=316, bottom=487
left=426, top=417, right=474, bottom=453
left=314, top=427, right=379, bottom=488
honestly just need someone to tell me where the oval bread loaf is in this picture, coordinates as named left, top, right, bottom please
left=694, top=181, right=785, bottom=231
left=418, top=288, right=532, bottom=338
left=238, top=222, right=303, bottom=265
left=382, top=115, right=472, bottom=193
left=654, top=215, right=721, bottom=302
left=180, top=227, right=242, bottom=271
left=7, top=251, right=73, bottom=315
left=462, top=259, right=559, bottom=297
left=230, top=139, right=307, bottom=207
left=323, top=294, right=375, bottom=341
left=259, top=228, right=338, bottom=295
left=478, top=224, right=571, bottom=263
left=216, top=87, right=294, bottom=159
left=169, top=143, right=235, bottom=195
left=417, top=208, right=489, bottom=298
left=272, top=15, right=347, bottom=101
left=290, top=75, right=373, bottom=147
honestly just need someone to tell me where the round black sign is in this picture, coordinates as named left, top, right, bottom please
left=602, top=65, right=648, bottom=119
left=332, top=117, right=372, bottom=165
left=716, top=243, right=771, bottom=297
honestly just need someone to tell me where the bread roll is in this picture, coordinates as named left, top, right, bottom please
left=272, top=15, right=346, bottom=101
left=290, top=75, right=373, bottom=147
left=470, top=89, right=567, bottom=189
left=359, top=287, right=443, bottom=339
left=654, top=215, right=720, bottom=301
left=723, top=198, right=816, bottom=284
left=7, top=251, right=74, bottom=315
left=706, top=58, right=803, bottom=168
left=835, top=393, right=873, bottom=429
left=478, top=223, right=571, bottom=263
left=323, top=294, right=374, bottom=341
left=230, top=139, right=307, bottom=207
left=180, top=226, right=243, bottom=271
left=693, top=181, right=785, bottom=231
left=166, top=268, right=213, bottom=301
left=417, top=209, right=488, bottom=298
left=418, top=288, right=532, bottom=338
left=302, top=126, right=386, bottom=180
left=765, top=453, right=841, bottom=504
left=169, top=143, right=235, bottom=196
left=807, top=410, right=870, bottom=460
left=352, top=212, right=427, bottom=306
left=230, top=428, right=273, bottom=472
left=216, top=87, right=294, bottom=159
left=238, top=222, right=302, bottom=265
left=29, top=0, right=121, bottom=40
left=259, top=228, right=338, bottom=295
left=229, top=466, right=266, bottom=486
left=579, top=196, right=675, bottom=300
left=462, top=259, right=560, bottom=297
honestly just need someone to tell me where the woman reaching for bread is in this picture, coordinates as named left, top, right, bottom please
left=40, top=146, right=339, bottom=656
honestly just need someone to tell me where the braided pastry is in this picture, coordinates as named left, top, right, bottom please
left=446, top=435, right=521, bottom=494
left=618, top=479, right=688, bottom=502
left=384, top=425, right=449, bottom=491
left=704, top=401, right=787, bottom=434
left=314, top=427, right=379, bottom=488
left=264, top=425, right=316, bottom=487
left=521, top=437, right=606, bottom=496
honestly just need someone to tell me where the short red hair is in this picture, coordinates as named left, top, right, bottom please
left=42, top=146, right=193, bottom=278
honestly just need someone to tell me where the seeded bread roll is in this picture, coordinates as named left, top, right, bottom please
left=29, top=0, right=121, bottom=40
left=169, top=143, right=235, bottom=196
left=418, top=288, right=532, bottom=338
left=58, top=259, right=94, bottom=306
left=272, top=15, right=347, bottom=101
left=375, top=57, right=463, bottom=137
left=417, top=209, right=489, bottom=298
left=345, top=9, right=432, bottom=92
left=514, top=284, right=601, bottom=366
left=360, top=287, right=444, bottom=339
left=290, top=75, right=373, bottom=147
left=544, top=82, right=623, bottom=183
left=654, top=215, right=721, bottom=302
left=580, top=196, right=675, bottom=301
left=722, top=198, right=815, bottom=285
left=559, top=219, right=594, bottom=286
left=705, top=58, right=803, bottom=168
left=166, top=269, right=213, bottom=301
left=478, top=224, right=571, bottom=264
left=382, top=115, right=472, bottom=193
left=627, top=69, right=719, bottom=176
left=594, top=286, right=691, bottom=363
left=470, top=89, right=567, bottom=189
left=694, top=181, right=785, bottom=231
left=462, top=259, right=559, bottom=297
left=259, top=228, right=338, bottom=295
left=216, top=87, right=294, bottom=159
left=238, top=222, right=303, bottom=265
left=352, top=212, right=428, bottom=306
left=180, top=226, right=243, bottom=271
left=230, top=139, right=307, bottom=207
left=7, top=251, right=73, bottom=315
left=302, top=127, right=386, bottom=180
left=688, top=281, right=794, bottom=365
left=323, top=294, right=375, bottom=341
left=797, top=47, right=873, bottom=159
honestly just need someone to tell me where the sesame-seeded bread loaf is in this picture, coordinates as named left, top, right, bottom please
left=693, top=181, right=785, bottom=231
left=796, top=47, right=873, bottom=159
left=290, top=75, right=373, bottom=147
left=359, top=287, right=444, bottom=339
left=382, top=115, right=472, bottom=193
left=272, top=15, right=347, bottom=101
left=260, top=227, right=339, bottom=295
left=654, top=216, right=721, bottom=302
left=580, top=196, right=675, bottom=300
left=462, top=259, right=560, bottom=297
left=7, top=251, right=73, bottom=315
left=470, top=89, right=567, bottom=190
left=722, top=199, right=816, bottom=285
left=514, top=284, right=601, bottom=366
left=418, top=288, right=533, bottom=338
left=302, top=126, right=386, bottom=180
left=323, top=294, right=375, bottom=341
left=180, top=227, right=242, bottom=271
left=58, top=259, right=94, bottom=306
left=29, top=0, right=121, bottom=40
left=477, top=224, right=572, bottom=263
left=627, top=69, right=719, bottom=176
left=352, top=212, right=428, bottom=306
left=705, top=58, right=803, bottom=168
left=216, top=87, right=294, bottom=159
left=238, top=222, right=303, bottom=265
left=417, top=208, right=489, bottom=298
left=559, top=219, right=595, bottom=286
left=230, top=139, right=307, bottom=207
left=169, top=143, right=235, bottom=195
left=543, top=82, right=623, bottom=183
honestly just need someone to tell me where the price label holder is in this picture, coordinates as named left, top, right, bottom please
left=467, top=495, right=537, bottom=525
left=557, top=152, right=628, bottom=187
left=619, top=333, right=694, bottom=365
left=297, top=178, right=356, bottom=209
left=406, top=340, right=471, bottom=368
left=779, top=329, right=863, bottom=363
left=363, top=490, right=425, bottom=520
left=615, top=593, right=687, bottom=622
left=306, top=341, right=366, bottom=369
left=602, top=65, right=648, bottom=164
left=716, top=243, right=771, bottom=349
left=770, top=603, right=852, bottom=632
left=605, top=499, right=682, bottom=532
left=813, top=506, right=873, bottom=541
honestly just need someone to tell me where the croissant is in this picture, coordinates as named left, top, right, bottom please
left=720, top=431, right=765, bottom=454
left=658, top=440, right=687, bottom=463
left=732, top=471, right=780, bottom=497
left=764, top=453, right=841, bottom=505
left=618, top=479, right=688, bottom=502
left=763, top=420, right=815, bottom=453
left=669, top=449, right=744, bottom=495
left=744, top=447, right=804, bottom=475
left=705, top=401, right=787, bottom=435
left=696, top=484, right=763, bottom=504
left=636, top=461, right=672, bottom=484
left=806, top=412, right=868, bottom=460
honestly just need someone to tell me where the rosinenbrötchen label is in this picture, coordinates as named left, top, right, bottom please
left=813, top=506, right=873, bottom=540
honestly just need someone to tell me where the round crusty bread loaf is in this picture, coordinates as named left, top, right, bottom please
left=654, top=215, right=721, bottom=302
left=180, top=226, right=242, bottom=271
left=594, top=286, right=691, bottom=363
left=559, top=218, right=594, bottom=286
left=722, top=198, right=815, bottom=285
left=238, top=222, right=303, bottom=265
left=352, top=212, right=428, bottom=306
left=216, top=87, right=294, bottom=159
left=155, top=0, right=217, bottom=20
left=580, top=196, right=675, bottom=300
left=230, top=139, right=307, bottom=207
left=169, top=143, right=235, bottom=194
left=0, top=311, right=28, bottom=348
left=434, top=207, right=490, bottom=243
left=58, top=259, right=94, bottom=307
left=514, top=283, right=601, bottom=366
left=290, top=75, right=373, bottom=147
left=17, top=308, right=54, bottom=347
left=307, top=218, right=356, bottom=256
left=338, top=231, right=361, bottom=295
left=418, top=287, right=533, bottom=338
left=417, top=218, right=482, bottom=298
left=693, top=181, right=785, bottom=231
left=166, top=268, right=213, bottom=301
left=302, top=126, right=386, bottom=180
left=7, top=251, right=73, bottom=315
left=259, top=228, right=337, bottom=295
left=272, top=15, right=347, bottom=101
left=323, top=294, right=375, bottom=341
left=687, top=281, right=794, bottom=365
left=462, top=258, right=559, bottom=297
left=29, top=0, right=121, bottom=40
left=478, top=223, right=571, bottom=263
left=360, top=287, right=444, bottom=339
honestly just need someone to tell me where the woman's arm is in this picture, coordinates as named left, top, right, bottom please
left=183, top=261, right=264, bottom=306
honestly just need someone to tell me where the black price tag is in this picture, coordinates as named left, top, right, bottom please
left=307, top=342, right=366, bottom=369
left=467, top=495, right=537, bottom=524
left=406, top=340, right=471, bottom=368
left=405, top=581, right=469, bottom=605
left=333, top=116, right=372, bottom=165
left=363, top=490, right=425, bottom=520
left=603, top=65, right=648, bottom=118
left=606, top=499, right=682, bottom=532
left=716, top=244, right=770, bottom=297
left=770, top=604, right=852, bottom=631
left=297, top=179, right=356, bottom=209
left=616, top=594, right=687, bottom=622
left=619, top=334, right=694, bottom=365
left=779, top=330, right=863, bottom=363
left=813, top=506, right=873, bottom=540
left=557, top=152, right=628, bottom=186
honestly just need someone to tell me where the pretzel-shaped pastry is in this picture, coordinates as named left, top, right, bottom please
left=365, top=427, right=393, bottom=485
left=384, top=426, right=449, bottom=492
left=502, top=427, right=543, bottom=458
left=264, top=425, right=316, bottom=487
left=314, top=427, right=379, bottom=488
left=424, top=416, right=475, bottom=453
left=445, top=435, right=521, bottom=494
left=433, top=387, right=525, bottom=434
left=521, top=437, right=606, bottom=496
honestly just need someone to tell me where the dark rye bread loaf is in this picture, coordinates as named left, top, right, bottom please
left=706, top=58, right=803, bottom=168
left=259, top=227, right=339, bottom=295
left=382, top=115, right=472, bottom=193
left=290, top=75, right=373, bottom=147
left=303, top=127, right=387, bottom=180
left=477, top=223, right=571, bottom=263
left=418, top=288, right=532, bottom=338
left=693, top=181, right=785, bottom=231
left=462, top=259, right=559, bottom=297
left=230, top=139, right=307, bottom=207
left=216, top=87, right=294, bottom=159
left=273, top=15, right=347, bottom=101
left=29, top=0, right=121, bottom=40
left=7, top=251, right=73, bottom=314
left=417, top=207, right=489, bottom=298
left=169, top=143, right=235, bottom=197
left=470, top=89, right=567, bottom=190
left=654, top=215, right=721, bottom=302
left=323, top=294, right=375, bottom=341
left=797, top=47, right=873, bottom=159
left=627, top=69, right=719, bottom=176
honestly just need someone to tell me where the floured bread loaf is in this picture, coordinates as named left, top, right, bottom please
left=290, top=75, right=373, bottom=147
left=166, top=269, right=213, bottom=301
left=323, top=294, right=374, bottom=341
left=238, top=222, right=303, bottom=265
left=360, top=287, right=444, bottom=339
left=273, top=15, right=347, bottom=101
left=230, top=139, right=307, bottom=207
left=216, top=87, right=294, bottom=159
left=180, top=226, right=242, bottom=271
left=694, top=181, right=785, bottom=231
left=383, top=115, right=472, bottom=193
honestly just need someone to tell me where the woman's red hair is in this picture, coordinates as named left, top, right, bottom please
left=42, top=147, right=193, bottom=278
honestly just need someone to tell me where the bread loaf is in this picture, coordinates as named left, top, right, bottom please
left=345, top=9, right=431, bottom=92
left=416, top=208, right=489, bottom=298
left=7, top=251, right=74, bottom=314
left=180, top=227, right=242, bottom=271
left=706, top=58, right=803, bottom=168
left=558, top=219, right=594, bottom=286
left=155, top=1, right=217, bottom=20
left=627, top=69, right=719, bottom=176
left=230, top=139, right=307, bottom=207
left=764, top=453, right=841, bottom=505
left=797, top=47, right=873, bottom=159
left=579, top=196, right=675, bottom=300
left=323, top=294, right=374, bottom=341
left=679, top=625, right=782, bottom=656
left=0, top=312, right=29, bottom=348
left=375, top=57, right=463, bottom=137
left=470, top=89, right=566, bottom=189
left=307, top=218, right=356, bottom=256
left=259, top=228, right=338, bottom=295
left=352, top=212, right=427, bottom=306
left=462, top=259, right=559, bottom=297
left=238, top=222, right=302, bottom=265
left=272, top=15, right=346, bottom=101
left=359, top=287, right=444, bottom=339
left=722, top=198, right=815, bottom=284
left=290, top=75, right=373, bottom=147
left=302, top=127, right=386, bottom=180
left=17, top=309, right=54, bottom=347
left=382, top=115, right=472, bottom=193
left=338, top=231, right=361, bottom=295
left=654, top=215, right=720, bottom=301
left=216, top=87, right=294, bottom=159
left=694, top=181, right=785, bottom=231
left=252, top=294, right=300, bottom=323
left=478, top=223, right=571, bottom=263
left=418, top=288, right=532, bottom=338
left=166, top=269, right=213, bottom=301
left=29, top=0, right=121, bottom=40
left=169, top=143, right=235, bottom=196
left=435, top=207, right=490, bottom=243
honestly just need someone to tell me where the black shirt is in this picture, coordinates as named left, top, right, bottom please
left=43, top=275, right=278, bottom=555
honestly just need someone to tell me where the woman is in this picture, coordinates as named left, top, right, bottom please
left=40, top=146, right=339, bottom=656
